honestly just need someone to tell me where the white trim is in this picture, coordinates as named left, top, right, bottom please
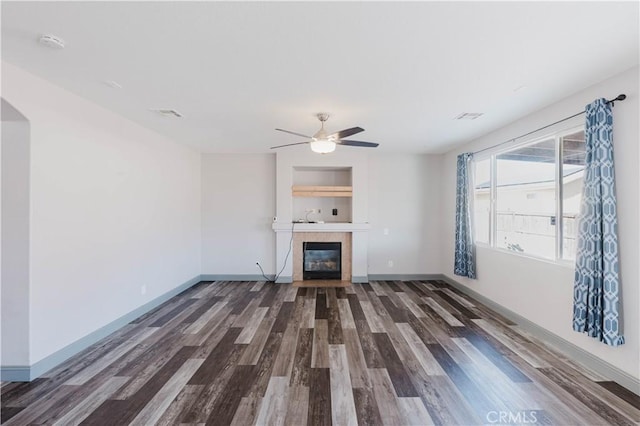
left=556, top=134, right=563, bottom=260
left=272, top=222, right=370, bottom=232
left=473, top=123, right=586, bottom=266
left=490, top=153, right=497, bottom=246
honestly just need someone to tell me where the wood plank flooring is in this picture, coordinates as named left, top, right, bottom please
left=293, top=280, right=352, bottom=288
left=1, top=280, right=639, bottom=425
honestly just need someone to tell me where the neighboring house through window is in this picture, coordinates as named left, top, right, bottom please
left=473, top=127, right=585, bottom=262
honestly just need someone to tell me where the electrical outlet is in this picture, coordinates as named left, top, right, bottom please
left=383, top=228, right=389, bottom=235
left=388, top=260, right=394, bottom=268
left=141, top=285, right=147, bottom=295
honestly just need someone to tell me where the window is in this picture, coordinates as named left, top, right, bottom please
left=561, top=130, right=586, bottom=260
left=473, top=127, right=585, bottom=262
left=473, top=158, right=491, bottom=244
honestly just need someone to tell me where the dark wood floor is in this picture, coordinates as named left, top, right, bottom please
left=1, top=280, right=638, bottom=425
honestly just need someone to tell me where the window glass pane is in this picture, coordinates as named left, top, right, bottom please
left=473, top=158, right=491, bottom=244
left=562, top=130, right=585, bottom=260
left=496, top=139, right=557, bottom=259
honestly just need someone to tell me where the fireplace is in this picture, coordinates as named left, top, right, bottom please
left=291, top=233, right=351, bottom=282
left=303, top=242, right=341, bottom=280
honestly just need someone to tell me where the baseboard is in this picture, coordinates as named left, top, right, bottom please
left=368, top=274, right=442, bottom=281
left=201, top=274, right=268, bottom=282
left=202, top=274, right=444, bottom=283
left=1, top=275, right=203, bottom=382
left=0, top=366, right=31, bottom=382
left=439, top=273, right=640, bottom=396
left=202, top=274, right=442, bottom=283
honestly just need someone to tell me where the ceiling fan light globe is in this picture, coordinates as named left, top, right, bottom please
left=310, top=139, right=336, bottom=154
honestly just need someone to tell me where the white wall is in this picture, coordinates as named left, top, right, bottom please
left=440, top=67, right=639, bottom=379
left=1, top=101, right=30, bottom=366
left=201, top=154, right=276, bottom=275
left=2, top=62, right=202, bottom=365
left=200, top=151, right=443, bottom=278
left=368, top=153, right=442, bottom=275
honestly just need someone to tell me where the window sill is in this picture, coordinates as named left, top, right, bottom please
left=475, top=245, right=576, bottom=269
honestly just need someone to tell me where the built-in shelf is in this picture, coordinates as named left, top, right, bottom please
left=292, top=185, right=352, bottom=197
left=292, top=166, right=353, bottom=226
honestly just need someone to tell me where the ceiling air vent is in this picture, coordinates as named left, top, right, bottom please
left=104, top=80, right=123, bottom=89
left=150, top=109, right=183, bottom=118
left=38, top=34, right=65, bottom=49
left=455, top=112, right=483, bottom=120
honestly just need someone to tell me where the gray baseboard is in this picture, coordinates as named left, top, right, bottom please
left=201, top=274, right=270, bottom=282
left=201, top=274, right=442, bottom=284
left=213, top=274, right=441, bottom=284
left=1, top=275, right=202, bottom=382
left=1, top=366, right=31, bottom=382
left=438, top=273, right=640, bottom=396
left=203, top=274, right=320, bottom=284
left=368, top=274, right=442, bottom=281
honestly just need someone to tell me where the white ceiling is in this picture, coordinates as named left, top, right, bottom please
left=2, top=1, right=638, bottom=153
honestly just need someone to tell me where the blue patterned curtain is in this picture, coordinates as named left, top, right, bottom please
left=572, top=99, right=624, bottom=346
left=454, top=153, right=476, bottom=279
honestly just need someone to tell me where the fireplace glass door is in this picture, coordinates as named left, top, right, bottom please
left=303, top=242, right=341, bottom=280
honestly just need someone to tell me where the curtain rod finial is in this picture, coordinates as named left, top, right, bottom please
left=607, top=94, right=626, bottom=106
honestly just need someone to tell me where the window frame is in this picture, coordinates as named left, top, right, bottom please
left=472, top=124, right=584, bottom=266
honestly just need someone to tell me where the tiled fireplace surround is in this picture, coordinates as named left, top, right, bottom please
left=272, top=150, right=370, bottom=283
left=292, top=232, right=351, bottom=281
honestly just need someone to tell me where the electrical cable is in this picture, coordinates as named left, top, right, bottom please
left=256, top=222, right=295, bottom=282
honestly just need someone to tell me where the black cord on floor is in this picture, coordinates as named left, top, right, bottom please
left=257, top=222, right=295, bottom=282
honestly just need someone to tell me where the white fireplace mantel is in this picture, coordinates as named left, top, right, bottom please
left=272, top=222, right=370, bottom=233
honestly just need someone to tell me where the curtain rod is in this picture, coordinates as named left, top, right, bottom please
left=473, top=94, right=627, bottom=155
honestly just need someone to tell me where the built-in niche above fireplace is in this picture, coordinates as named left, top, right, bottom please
left=292, top=166, right=353, bottom=223
left=303, top=242, right=341, bottom=280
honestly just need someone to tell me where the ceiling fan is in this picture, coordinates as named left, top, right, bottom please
left=271, top=113, right=379, bottom=154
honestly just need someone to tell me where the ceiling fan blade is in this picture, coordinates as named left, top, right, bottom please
left=270, top=141, right=312, bottom=149
left=275, top=128, right=312, bottom=139
left=337, top=139, right=379, bottom=148
left=327, top=127, right=364, bottom=139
